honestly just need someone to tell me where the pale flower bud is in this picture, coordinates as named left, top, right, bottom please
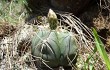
left=47, top=9, right=58, bottom=30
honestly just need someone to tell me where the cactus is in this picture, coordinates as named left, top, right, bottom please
left=31, top=9, right=78, bottom=68
left=31, top=30, right=78, bottom=67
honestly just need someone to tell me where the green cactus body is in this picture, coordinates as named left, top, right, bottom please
left=31, top=29, right=78, bottom=67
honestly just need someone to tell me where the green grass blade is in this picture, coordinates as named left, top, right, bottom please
left=92, top=28, right=110, bottom=70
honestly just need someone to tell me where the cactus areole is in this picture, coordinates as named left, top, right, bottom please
left=31, top=30, right=78, bottom=67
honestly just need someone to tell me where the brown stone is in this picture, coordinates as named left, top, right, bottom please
left=50, top=0, right=92, bottom=15
left=27, top=0, right=93, bottom=15
left=27, top=0, right=50, bottom=14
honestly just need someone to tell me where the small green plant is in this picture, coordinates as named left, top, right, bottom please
left=92, top=28, right=110, bottom=70
left=83, top=51, right=96, bottom=70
